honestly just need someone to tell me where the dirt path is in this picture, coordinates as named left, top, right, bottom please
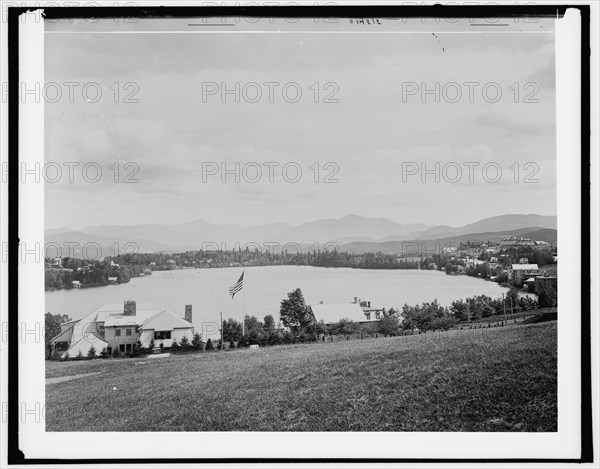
left=46, top=372, right=102, bottom=385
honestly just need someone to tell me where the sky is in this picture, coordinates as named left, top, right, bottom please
left=44, top=16, right=557, bottom=230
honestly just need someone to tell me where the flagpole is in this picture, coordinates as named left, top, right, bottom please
left=242, top=271, right=246, bottom=336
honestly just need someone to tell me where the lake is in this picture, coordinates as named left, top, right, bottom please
left=45, top=266, right=511, bottom=330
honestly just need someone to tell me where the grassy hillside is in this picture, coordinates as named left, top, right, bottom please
left=46, top=322, right=557, bottom=432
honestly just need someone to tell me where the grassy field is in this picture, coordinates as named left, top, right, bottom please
left=46, top=322, right=557, bottom=432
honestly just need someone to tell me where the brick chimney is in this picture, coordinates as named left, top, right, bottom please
left=124, top=300, right=136, bottom=316
left=367, top=301, right=371, bottom=308
left=185, top=304, right=192, bottom=323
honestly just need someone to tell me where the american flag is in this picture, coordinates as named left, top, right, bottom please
left=229, top=271, right=244, bottom=298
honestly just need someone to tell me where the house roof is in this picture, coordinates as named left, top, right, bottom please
left=140, top=309, right=193, bottom=331
left=94, top=303, right=166, bottom=326
left=511, top=264, right=539, bottom=270
left=310, top=303, right=369, bottom=324
left=62, top=335, right=109, bottom=359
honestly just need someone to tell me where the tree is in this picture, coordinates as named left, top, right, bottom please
left=63, top=351, right=70, bottom=361
left=244, top=315, right=264, bottom=344
left=171, top=339, right=180, bottom=352
left=44, top=312, right=71, bottom=347
left=76, top=350, right=84, bottom=360
left=100, top=347, right=109, bottom=358
left=148, top=338, right=155, bottom=352
left=205, top=338, right=214, bottom=351
left=279, top=288, right=314, bottom=334
left=223, top=319, right=242, bottom=343
left=192, top=332, right=203, bottom=351
left=263, top=314, right=275, bottom=334
left=378, top=314, right=399, bottom=336
left=87, top=346, right=97, bottom=359
left=180, top=335, right=190, bottom=351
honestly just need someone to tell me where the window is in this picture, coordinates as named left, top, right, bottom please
left=365, top=313, right=371, bottom=320
left=126, top=344, right=132, bottom=352
left=126, top=328, right=132, bottom=336
left=376, top=312, right=381, bottom=320
left=115, top=329, right=121, bottom=336
left=119, top=344, right=125, bottom=352
left=154, top=331, right=172, bottom=340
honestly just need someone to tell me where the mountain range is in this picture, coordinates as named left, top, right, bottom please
left=45, top=213, right=557, bottom=257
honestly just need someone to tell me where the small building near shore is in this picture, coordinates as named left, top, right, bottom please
left=510, top=264, right=540, bottom=285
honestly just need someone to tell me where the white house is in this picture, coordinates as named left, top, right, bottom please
left=310, top=299, right=386, bottom=325
left=50, top=301, right=194, bottom=358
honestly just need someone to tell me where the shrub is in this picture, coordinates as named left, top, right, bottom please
left=99, top=347, right=109, bottom=358
left=192, top=333, right=203, bottom=351
left=148, top=338, right=155, bottom=351
left=180, top=335, right=190, bottom=351
left=205, top=338, right=214, bottom=351
left=76, top=350, right=84, bottom=361
left=87, top=346, right=97, bottom=359
left=63, top=351, right=70, bottom=361
left=171, top=339, right=180, bottom=353
left=237, top=336, right=248, bottom=348
left=112, top=348, right=122, bottom=358
left=229, top=340, right=236, bottom=350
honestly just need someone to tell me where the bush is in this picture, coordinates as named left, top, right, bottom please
left=86, top=346, right=97, bottom=359
left=76, top=350, right=84, bottom=361
left=63, top=351, right=70, bottom=361
left=237, top=336, right=248, bottom=348
left=99, top=347, right=109, bottom=359
left=180, top=335, right=190, bottom=351
left=229, top=340, right=236, bottom=350
left=205, top=338, right=214, bottom=351
left=171, top=339, right=180, bottom=353
left=192, top=333, right=203, bottom=351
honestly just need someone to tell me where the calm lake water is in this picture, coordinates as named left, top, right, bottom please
left=46, top=266, right=510, bottom=330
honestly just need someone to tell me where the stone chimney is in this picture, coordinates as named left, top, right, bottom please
left=185, top=304, right=192, bottom=323
left=367, top=301, right=371, bottom=308
left=124, top=300, right=136, bottom=316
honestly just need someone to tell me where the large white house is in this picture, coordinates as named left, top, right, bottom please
left=309, top=299, right=387, bottom=325
left=50, top=301, right=194, bottom=357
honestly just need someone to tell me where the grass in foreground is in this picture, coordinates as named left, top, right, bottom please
left=46, top=322, right=557, bottom=431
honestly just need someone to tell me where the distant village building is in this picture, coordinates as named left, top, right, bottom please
left=49, top=301, right=195, bottom=358
left=510, top=264, right=540, bottom=285
left=501, top=236, right=536, bottom=247
left=108, top=276, right=118, bottom=285
left=71, top=280, right=81, bottom=288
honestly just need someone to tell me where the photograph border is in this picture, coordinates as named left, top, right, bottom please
left=7, top=3, right=592, bottom=464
